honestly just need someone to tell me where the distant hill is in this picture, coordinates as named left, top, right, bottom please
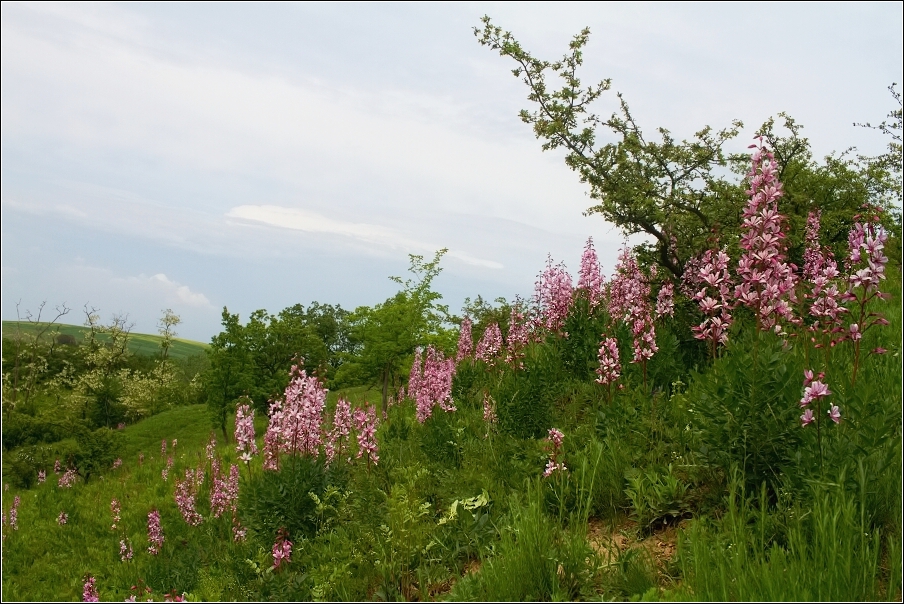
left=1, top=321, right=208, bottom=359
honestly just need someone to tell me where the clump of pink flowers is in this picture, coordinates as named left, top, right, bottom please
left=120, top=538, right=134, bottom=562
left=262, top=362, right=327, bottom=470
left=8, top=495, right=20, bottom=531
left=58, top=468, right=78, bottom=488
left=577, top=237, right=604, bottom=309
left=174, top=469, right=204, bottom=526
left=234, top=402, right=258, bottom=463
left=325, top=398, right=354, bottom=464
left=456, top=317, right=473, bottom=362
left=609, top=246, right=658, bottom=371
left=475, top=323, right=503, bottom=363
left=543, top=428, right=567, bottom=477
left=147, top=509, right=164, bottom=555
left=353, top=405, right=380, bottom=465
left=412, top=345, right=456, bottom=423
left=688, top=249, right=734, bottom=355
left=272, top=528, right=292, bottom=569
left=799, top=370, right=838, bottom=426
left=211, top=463, right=240, bottom=519
left=82, top=575, right=99, bottom=602
left=535, top=255, right=573, bottom=334
left=111, top=498, right=121, bottom=530
left=595, top=336, right=621, bottom=389
left=734, top=138, right=798, bottom=333
left=842, top=205, right=891, bottom=385
left=37, top=470, right=46, bottom=484
left=57, top=511, right=68, bottom=526
left=112, top=458, right=123, bottom=470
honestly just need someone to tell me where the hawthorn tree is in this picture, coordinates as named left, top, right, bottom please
left=475, top=16, right=743, bottom=278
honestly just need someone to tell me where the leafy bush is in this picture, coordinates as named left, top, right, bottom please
left=239, top=456, right=333, bottom=543
left=493, top=344, right=562, bottom=439
left=687, top=331, right=803, bottom=495
left=625, top=464, right=690, bottom=531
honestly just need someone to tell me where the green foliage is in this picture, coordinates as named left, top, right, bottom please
left=685, top=331, right=803, bottom=495
left=492, top=343, right=561, bottom=439
left=339, top=249, right=455, bottom=411
left=450, top=490, right=598, bottom=601
left=625, top=464, right=690, bottom=531
left=69, top=427, right=125, bottom=483
left=677, top=472, right=885, bottom=601
left=239, top=456, right=333, bottom=543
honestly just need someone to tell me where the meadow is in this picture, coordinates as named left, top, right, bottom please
left=1, top=145, right=901, bottom=600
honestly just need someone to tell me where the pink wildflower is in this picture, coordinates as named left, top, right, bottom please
left=535, top=255, right=573, bottom=334
left=147, top=509, right=164, bottom=554
left=120, top=538, right=134, bottom=561
left=272, top=529, right=293, bottom=569
left=656, top=281, right=675, bottom=318
left=800, top=409, right=815, bottom=427
left=234, top=402, right=258, bottom=461
left=54, top=459, right=61, bottom=474
left=595, top=336, right=621, bottom=386
left=37, top=470, right=46, bottom=484
left=734, top=138, right=798, bottom=331
left=206, top=434, right=217, bottom=463
left=456, top=317, right=473, bottom=362
left=112, top=458, right=123, bottom=470
left=9, top=495, right=20, bottom=531
left=57, top=511, right=68, bottom=525
left=353, top=405, right=380, bottom=465
left=827, top=405, right=842, bottom=424
left=543, top=428, right=567, bottom=477
left=261, top=363, right=327, bottom=469
left=506, top=300, right=533, bottom=366
left=161, top=439, right=167, bottom=456
left=476, top=323, right=503, bottom=363
left=111, top=498, right=121, bottom=530
left=577, top=237, right=604, bottom=309
left=174, top=468, right=204, bottom=526
left=58, top=468, right=78, bottom=488
left=325, top=398, right=353, bottom=464
left=82, top=575, right=99, bottom=602
left=414, top=346, right=456, bottom=423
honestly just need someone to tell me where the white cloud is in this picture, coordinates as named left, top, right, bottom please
left=227, top=204, right=504, bottom=269
left=118, top=273, right=213, bottom=309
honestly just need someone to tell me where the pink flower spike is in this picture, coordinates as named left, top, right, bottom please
left=800, top=409, right=815, bottom=426
left=827, top=405, right=842, bottom=424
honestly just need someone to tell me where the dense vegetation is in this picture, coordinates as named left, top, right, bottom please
left=2, top=19, right=901, bottom=602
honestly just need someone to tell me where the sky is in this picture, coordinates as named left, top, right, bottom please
left=2, top=2, right=901, bottom=342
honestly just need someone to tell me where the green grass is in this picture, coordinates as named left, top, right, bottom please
left=1, top=321, right=208, bottom=359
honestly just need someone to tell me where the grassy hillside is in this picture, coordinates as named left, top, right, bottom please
left=1, top=322, right=208, bottom=360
